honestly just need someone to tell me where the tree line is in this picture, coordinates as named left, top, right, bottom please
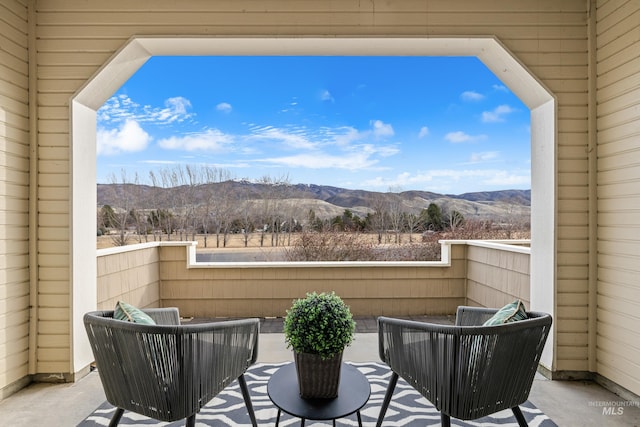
left=98, top=165, right=530, bottom=249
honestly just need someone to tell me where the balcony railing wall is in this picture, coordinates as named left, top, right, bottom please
left=465, top=240, right=532, bottom=308
left=97, top=240, right=531, bottom=318
left=97, top=243, right=163, bottom=311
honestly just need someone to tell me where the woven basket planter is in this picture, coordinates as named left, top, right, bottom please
left=294, top=351, right=343, bottom=399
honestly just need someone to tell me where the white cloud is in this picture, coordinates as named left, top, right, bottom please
left=371, top=120, right=394, bottom=138
left=257, top=142, right=398, bottom=171
left=418, top=126, right=430, bottom=138
left=461, top=91, right=485, bottom=101
left=258, top=150, right=382, bottom=171
left=139, top=159, right=180, bottom=165
left=482, top=105, right=515, bottom=123
left=330, top=126, right=363, bottom=146
left=164, top=97, right=190, bottom=114
left=213, top=162, right=252, bottom=169
left=362, top=168, right=530, bottom=192
left=247, top=122, right=395, bottom=152
left=469, top=151, right=499, bottom=163
left=444, top=131, right=487, bottom=143
left=249, top=126, right=317, bottom=150
left=216, top=102, right=232, bottom=113
left=493, top=84, right=509, bottom=92
left=97, top=119, right=152, bottom=156
left=482, top=170, right=530, bottom=186
left=248, top=121, right=396, bottom=154
left=320, top=90, right=334, bottom=102
left=98, top=95, right=138, bottom=123
left=157, top=129, right=233, bottom=152
left=153, top=97, right=193, bottom=124
left=368, top=144, right=400, bottom=158
left=98, top=94, right=194, bottom=125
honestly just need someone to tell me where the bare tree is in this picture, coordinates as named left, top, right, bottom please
left=218, top=180, right=238, bottom=247
left=105, top=169, right=138, bottom=246
left=368, top=193, right=388, bottom=244
left=447, top=209, right=465, bottom=232
left=127, top=172, right=149, bottom=243
left=386, top=187, right=404, bottom=244
left=148, top=170, right=175, bottom=241
left=237, top=200, right=256, bottom=247
left=184, top=165, right=201, bottom=240
left=196, top=166, right=235, bottom=248
left=158, top=165, right=200, bottom=241
left=498, top=197, right=530, bottom=239
left=256, top=174, right=291, bottom=247
left=404, top=211, right=421, bottom=242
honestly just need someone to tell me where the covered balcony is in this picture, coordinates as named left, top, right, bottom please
left=1, top=240, right=639, bottom=426
left=3, top=1, right=640, bottom=426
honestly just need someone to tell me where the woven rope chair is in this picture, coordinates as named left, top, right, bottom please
left=84, top=308, right=259, bottom=427
left=376, top=306, right=552, bottom=427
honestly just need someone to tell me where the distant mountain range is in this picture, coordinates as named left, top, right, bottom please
left=97, top=182, right=530, bottom=220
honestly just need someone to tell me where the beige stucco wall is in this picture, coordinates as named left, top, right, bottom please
left=595, top=0, right=640, bottom=396
left=8, top=0, right=640, bottom=400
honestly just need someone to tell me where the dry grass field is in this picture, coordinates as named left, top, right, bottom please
left=97, top=227, right=529, bottom=263
left=96, top=232, right=427, bottom=251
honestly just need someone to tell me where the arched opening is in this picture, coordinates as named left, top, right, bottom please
left=71, top=37, right=556, bottom=370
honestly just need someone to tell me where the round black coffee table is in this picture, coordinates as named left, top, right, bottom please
left=267, top=362, right=370, bottom=427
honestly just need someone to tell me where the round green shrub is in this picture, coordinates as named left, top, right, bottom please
left=284, top=291, right=356, bottom=359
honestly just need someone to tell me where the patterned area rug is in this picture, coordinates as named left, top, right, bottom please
left=79, top=362, right=556, bottom=426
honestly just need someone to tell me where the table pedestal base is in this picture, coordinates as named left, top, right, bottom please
left=268, top=363, right=370, bottom=427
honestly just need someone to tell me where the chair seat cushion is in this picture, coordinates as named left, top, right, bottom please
left=114, top=301, right=156, bottom=324
left=483, top=300, right=528, bottom=326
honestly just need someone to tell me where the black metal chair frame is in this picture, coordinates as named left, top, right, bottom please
left=84, top=308, right=260, bottom=427
left=376, top=306, right=552, bottom=427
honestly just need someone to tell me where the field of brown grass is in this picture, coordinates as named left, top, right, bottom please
left=96, top=232, right=427, bottom=251
left=98, top=228, right=530, bottom=262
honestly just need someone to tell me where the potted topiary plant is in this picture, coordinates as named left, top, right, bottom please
left=283, top=291, right=356, bottom=399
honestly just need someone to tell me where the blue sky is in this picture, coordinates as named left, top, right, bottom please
left=96, top=56, right=531, bottom=195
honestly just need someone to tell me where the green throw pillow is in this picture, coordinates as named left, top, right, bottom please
left=483, top=300, right=528, bottom=326
left=114, top=301, right=156, bottom=325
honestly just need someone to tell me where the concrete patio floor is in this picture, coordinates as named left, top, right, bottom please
left=1, top=319, right=639, bottom=426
